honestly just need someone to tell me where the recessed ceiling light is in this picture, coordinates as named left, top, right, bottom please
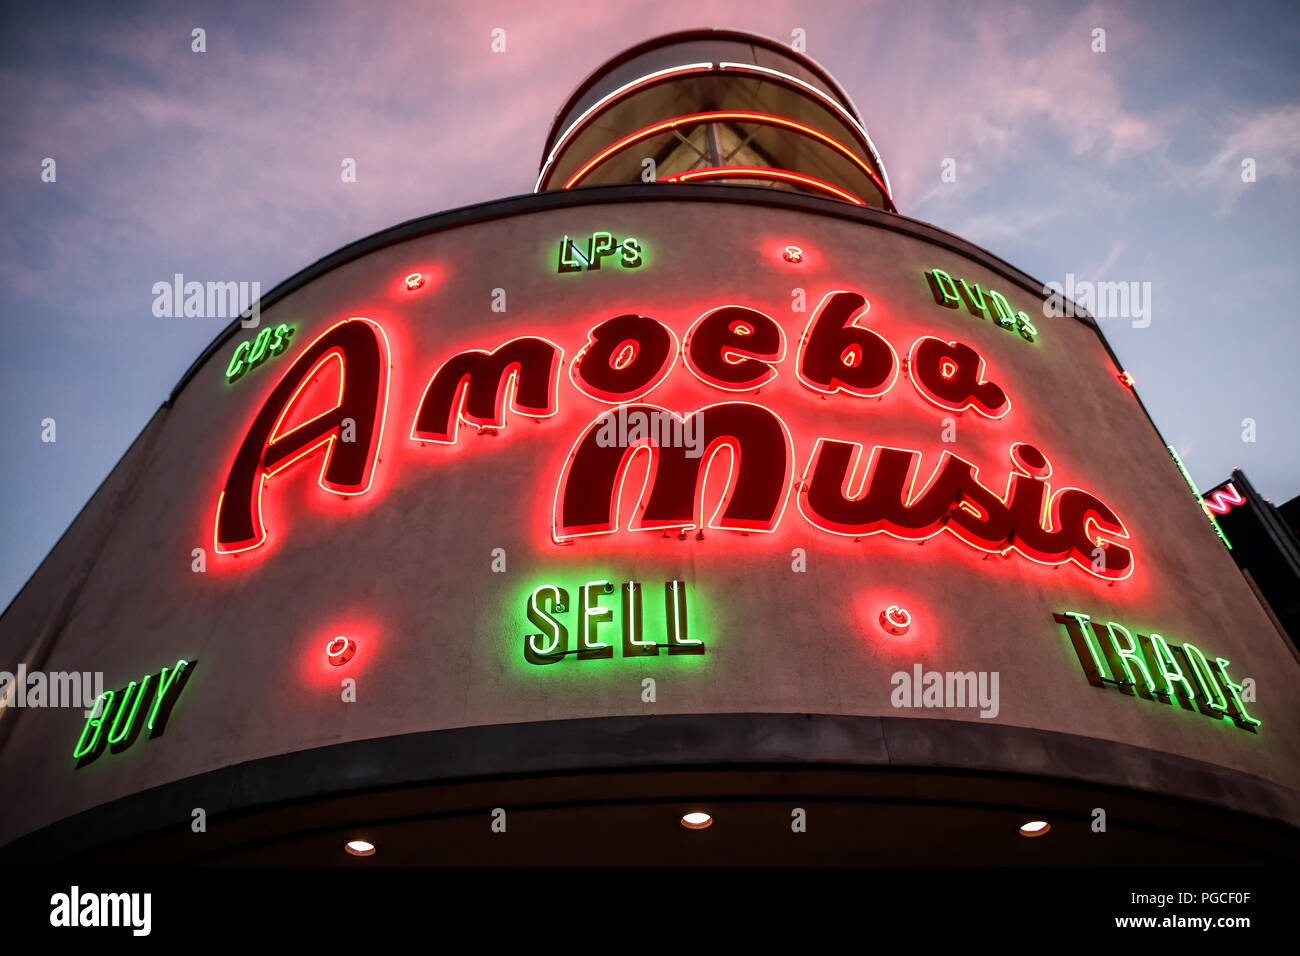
left=345, top=839, right=376, bottom=856
left=681, top=811, right=713, bottom=830
left=1019, top=820, right=1050, bottom=838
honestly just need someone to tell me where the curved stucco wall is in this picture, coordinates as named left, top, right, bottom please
left=2, top=190, right=1297, bottom=846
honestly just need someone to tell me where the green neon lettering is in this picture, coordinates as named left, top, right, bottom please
left=106, top=674, right=152, bottom=746
left=1060, top=611, right=1113, bottom=685
left=1212, top=657, right=1261, bottom=731
left=226, top=340, right=251, bottom=381
left=557, top=233, right=643, bottom=273
left=926, top=268, right=961, bottom=308
left=269, top=323, right=294, bottom=355
left=1103, top=622, right=1155, bottom=696
left=146, top=659, right=189, bottom=732
left=1059, top=613, right=1254, bottom=733
left=957, top=279, right=986, bottom=318
left=73, top=690, right=115, bottom=760
left=247, top=326, right=273, bottom=366
left=1145, top=634, right=1197, bottom=707
left=1015, top=311, right=1037, bottom=340
left=620, top=237, right=643, bottom=268
left=525, top=585, right=569, bottom=664
left=588, top=232, right=616, bottom=270
left=578, top=580, right=614, bottom=659
left=75, top=660, right=193, bottom=765
left=1180, top=642, right=1229, bottom=715
left=987, top=290, right=1018, bottom=328
left=665, top=580, right=703, bottom=655
left=556, top=235, right=584, bottom=273
left=926, top=269, right=1037, bottom=344
left=622, top=582, right=658, bottom=657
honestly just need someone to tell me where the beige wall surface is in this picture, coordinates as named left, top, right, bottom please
left=2, top=198, right=1297, bottom=846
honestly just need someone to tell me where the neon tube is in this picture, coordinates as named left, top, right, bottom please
left=561, top=110, right=890, bottom=202
left=659, top=166, right=866, bottom=205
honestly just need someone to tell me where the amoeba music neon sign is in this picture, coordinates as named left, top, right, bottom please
left=209, top=288, right=1134, bottom=582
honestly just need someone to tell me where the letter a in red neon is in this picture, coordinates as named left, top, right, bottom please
left=215, top=318, right=390, bottom=553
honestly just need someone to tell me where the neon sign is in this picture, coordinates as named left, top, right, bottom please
left=213, top=289, right=1134, bottom=581
left=74, top=659, right=194, bottom=765
left=524, top=579, right=703, bottom=664
left=216, top=317, right=390, bottom=553
left=924, top=268, right=1037, bottom=343
left=1167, top=445, right=1231, bottom=550
left=1055, top=612, right=1258, bottom=733
left=557, top=232, right=643, bottom=273
left=1203, top=483, right=1245, bottom=516
left=226, top=323, right=295, bottom=383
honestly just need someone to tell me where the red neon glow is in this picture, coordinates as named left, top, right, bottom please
left=879, top=605, right=911, bottom=635
left=1009, top=442, right=1052, bottom=480
left=326, top=635, right=357, bottom=666
left=795, top=290, right=900, bottom=399
left=796, top=440, right=1133, bottom=581
left=783, top=245, right=804, bottom=263
left=613, top=343, right=637, bottom=369
left=537, top=62, right=894, bottom=208
left=404, top=272, right=425, bottom=291
left=214, top=317, right=391, bottom=555
left=206, top=287, right=1140, bottom=597
left=552, top=402, right=795, bottom=541
left=905, top=336, right=1011, bottom=420
left=538, top=63, right=714, bottom=188
left=681, top=304, right=787, bottom=393
left=1203, top=483, right=1246, bottom=515
left=660, top=166, right=866, bottom=205
left=568, top=316, right=678, bottom=405
left=563, top=111, right=889, bottom=199
left=1119, top=370, right=1135, bottom=387
left=296, top=612, right=383, bottom=691
left=410, top=335, right=564, bottom=444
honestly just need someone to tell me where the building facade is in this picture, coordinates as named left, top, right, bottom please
left=1201, top=469, right=1300, bottom=651
left=1, top=31, right=1298, bottom=864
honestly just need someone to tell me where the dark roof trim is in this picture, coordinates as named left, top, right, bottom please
left=166, top=181, right=1111, bottom=405
left=3, top=713, right=1296, bottom=863
left=1234, top=469, right=1300, bottom=579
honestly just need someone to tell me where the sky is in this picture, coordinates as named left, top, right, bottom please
left=1, top=0, right=1298, bottom=609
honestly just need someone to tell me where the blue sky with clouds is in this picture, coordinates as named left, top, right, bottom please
left=2, top=0, right=1298, bottom=607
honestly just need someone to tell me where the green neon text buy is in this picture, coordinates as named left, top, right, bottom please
left=73, top=658, right=195, bottom=765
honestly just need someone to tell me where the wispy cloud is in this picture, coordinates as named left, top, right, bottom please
left=1161, top=103, right=1300, bottom=215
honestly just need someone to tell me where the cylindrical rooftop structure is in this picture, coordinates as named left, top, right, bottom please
left=536, top=29, right=895, bottom=210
